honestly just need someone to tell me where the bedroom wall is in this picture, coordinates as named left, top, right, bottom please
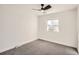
left=37, top=8, right=77, bottom=48
left=77, top=6, right=79, bottom=52
left=0, top=5, right=37, bottom=53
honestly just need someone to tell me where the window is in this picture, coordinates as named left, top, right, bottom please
left=47, top=20, right=59, bottom=32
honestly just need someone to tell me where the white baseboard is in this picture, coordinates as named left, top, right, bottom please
left=15, top=39, right=37, bottom=48
left=0, top=39, right=37, bottom=53
left=0, top=45, right=16, bottom=53
left=38, top=38, right=77, bottom=48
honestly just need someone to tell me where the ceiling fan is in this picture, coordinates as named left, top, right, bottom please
left=32, top=4, right=52, bottom=13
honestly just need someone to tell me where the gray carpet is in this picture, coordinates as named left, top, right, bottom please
left=0, top=39, right=78, bottom=55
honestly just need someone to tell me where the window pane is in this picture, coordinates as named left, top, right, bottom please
left=47, top=20, right=59, bottom=32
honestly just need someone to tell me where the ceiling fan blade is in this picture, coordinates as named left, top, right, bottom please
left=43, top=5, right=51, bottom=10
left=32, top=9, right=41, bottom=11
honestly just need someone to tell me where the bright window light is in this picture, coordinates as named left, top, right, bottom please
left=47, top=20, right=59, bottom=32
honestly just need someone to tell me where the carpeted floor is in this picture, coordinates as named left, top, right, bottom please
left=0, top=39, right=78, bottom=55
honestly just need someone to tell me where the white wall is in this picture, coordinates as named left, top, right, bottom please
left=37, top=9, right=77, bottom=48
left=77, top=6, right=79, bottom=52
left=0, top=5, right=37, bottom=53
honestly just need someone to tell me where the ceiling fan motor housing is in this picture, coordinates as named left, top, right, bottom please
left=41, top=4, right=44, bottom=10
